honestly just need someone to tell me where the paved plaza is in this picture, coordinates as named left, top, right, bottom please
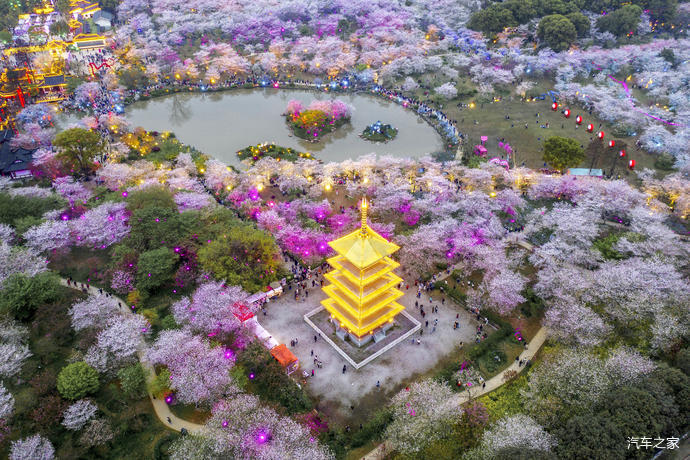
left=260, top=282, right=478, bottom=418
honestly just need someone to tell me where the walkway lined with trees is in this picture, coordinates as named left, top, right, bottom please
left=57, top=278, right=204, bottom=434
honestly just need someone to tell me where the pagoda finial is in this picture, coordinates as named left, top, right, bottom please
left=361, top=197, right=368, bottom=231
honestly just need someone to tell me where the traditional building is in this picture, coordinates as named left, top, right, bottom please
left=321, top=198, right=405, bottom=346
left=0, top=129, right=35, bottom=179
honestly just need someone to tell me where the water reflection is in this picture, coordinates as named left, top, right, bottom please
left=123, top=88, right=443, bottom=166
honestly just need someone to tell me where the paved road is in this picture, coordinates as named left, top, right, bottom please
left=59, top=278, right=205, bottom=434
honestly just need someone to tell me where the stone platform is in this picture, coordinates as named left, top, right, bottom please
left=304, top=306, right=420, bottom=369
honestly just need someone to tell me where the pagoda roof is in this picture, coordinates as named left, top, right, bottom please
left=328, top=227, right=399, bottom=269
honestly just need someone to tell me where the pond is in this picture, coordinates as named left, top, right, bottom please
left=123, top=88, right=444, bottom=167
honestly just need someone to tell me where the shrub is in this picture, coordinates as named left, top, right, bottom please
left=57, top=362, right=100, bottom=400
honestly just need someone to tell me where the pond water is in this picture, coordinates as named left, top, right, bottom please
left=123, top=88, right=444, bottom=167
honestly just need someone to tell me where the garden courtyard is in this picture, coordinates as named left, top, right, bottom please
left=261, top=278, right=479, bottom=419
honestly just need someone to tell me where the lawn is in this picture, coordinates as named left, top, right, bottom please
left=402, top=75, right=659, bottom=175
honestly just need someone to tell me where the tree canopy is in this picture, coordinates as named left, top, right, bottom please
left=53, top=128, right=105, bottom=176
left=57, top=362, right=100, bottom=400
left=538, top=15, right=578, bottom=51
left=597, top=5, right=643, bottom=37
left=543, top=136, right=585, bottom=170
left=198, top=223, right=281, bottom=292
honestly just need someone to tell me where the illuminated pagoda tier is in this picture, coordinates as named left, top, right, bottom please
left=321, top=198, right=405, bottom=346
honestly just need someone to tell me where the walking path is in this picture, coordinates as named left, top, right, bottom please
left=360, top=327, right=548, bottom=460
left=360, top=236, right=543, bottom=460
left=58, top=278, right=204, bottom=434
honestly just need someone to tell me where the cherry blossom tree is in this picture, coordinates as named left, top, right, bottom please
left=0, top=382, right=14, bottom=420
left=172, top=393, right=333, bottom=460
left=171, top=281, right=249, bottom=336
left=147, top=329, right=238, bottom=406
left=52, top=177, right=92, bottom=206
left=385, top=379, right=462, bottom=454
left=23, top=220, right=72, bottom=253
left=61, top=399, right=98, bottom=430
left=9, top=434, right=55, bottom=460
left=0, top=241, right=48, bottom=288
left=0, top=224, right=15, bottom=245
left=474, top=414, right=556, bottom=456
left=435, top=82, right=457, bottom=100
left=68, top=293, right=119, bottom=332
left=0, top=320, right=32, bottom=380
left=72, top=202, right=130, bottom=249
left=174, top=191, right=216, bottom=211
left=85, top=314, right=149, bottom=373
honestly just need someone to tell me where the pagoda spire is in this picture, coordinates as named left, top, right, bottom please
left=360, top=197, right=368, bottom=231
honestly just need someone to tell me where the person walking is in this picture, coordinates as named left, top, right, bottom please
left=342, top=365, right=347, bottom=374
left=376, top=380, right=380, bottom=389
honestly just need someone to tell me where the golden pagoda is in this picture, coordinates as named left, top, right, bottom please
left=321, top=198, right=405, bottom=345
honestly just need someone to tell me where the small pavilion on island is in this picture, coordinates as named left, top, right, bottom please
left=321, top=197, right=405, bottom=346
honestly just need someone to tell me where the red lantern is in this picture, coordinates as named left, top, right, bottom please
left=576, top=115, right=582, bottom=124
left=619, top=149, right=626, bottom=157
left=628, top=159, right=635, bottom=169
left=551, top=102, right=558, bottom=111
left=564, top=109, right=571, bottom=118
left=597, top=131, right=605, bottom=139
left=608, top=140, right=615, bottom=148
left=586, top=124, right=594, bottom=132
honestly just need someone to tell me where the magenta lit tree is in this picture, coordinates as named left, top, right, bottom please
left=170, top=393, right=333, bottom=460
left=147, top=329, right=238, bottom=406
left=171, top=281, right=249, bottom=336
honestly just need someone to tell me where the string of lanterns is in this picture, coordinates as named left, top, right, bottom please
left=551, top=101, right=635, bottom=170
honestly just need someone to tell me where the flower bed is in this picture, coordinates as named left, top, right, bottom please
left=284, top=99, right=351, bottom=141
left=361, top=120, right=398, bottom=142
left=236, top=143, right=314, bottom=165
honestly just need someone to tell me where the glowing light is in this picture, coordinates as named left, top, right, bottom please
left=597, top=131, right=605, bottom=139
left=257, top=183, right=264, bottom=191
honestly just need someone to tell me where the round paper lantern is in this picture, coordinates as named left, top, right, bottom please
left=619, top=149, right=626, bottom=157
left=597, top=131, right=605, bottom=139
left=629, top=159, right=635, bottom=169
left=587, top=124, right=594, bottom=132
left=576, top=115, right=582, bottom=124
left=564, top=109, right=571, bottom=118
left=551, top=102, right=558, bottom=111
left=608, top=140, right=615, bottom=147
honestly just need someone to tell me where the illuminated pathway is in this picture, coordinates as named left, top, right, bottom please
left=58, top=278, right=205, bottom=434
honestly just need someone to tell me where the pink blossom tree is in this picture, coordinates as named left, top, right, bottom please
left=147, top=329, right=238, bottom=406
left=68, top=293, right=120, bottom=332
left=173, top=393, right=333, bottom=460
left=85, top=314, right=150, bottom=373
left=73, top=202, right=130, bottom=249
left=23, top=220, right=72, bottom=253
left=171, top=281, right=249, bottom=336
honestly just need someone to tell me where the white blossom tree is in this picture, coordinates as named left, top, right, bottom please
left=10, top=434, right=55, bottom=460
left=61, top=399, right=98, bottom=430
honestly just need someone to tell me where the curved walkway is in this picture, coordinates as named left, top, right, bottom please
left=360, top=236, right=544, bottom=460
left=58, top=278, right=204, bottom=434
